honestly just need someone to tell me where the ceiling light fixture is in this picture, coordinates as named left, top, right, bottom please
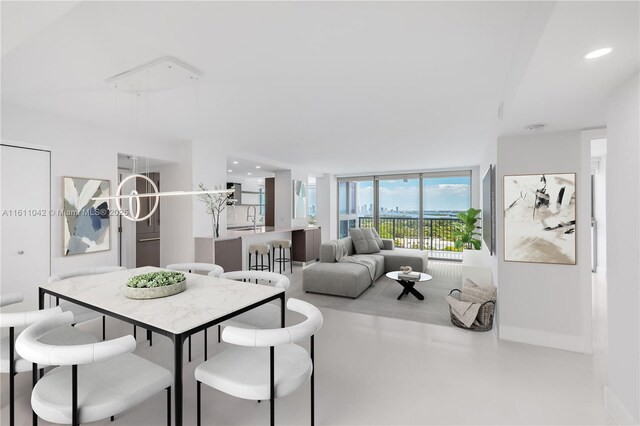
left=247, top=172, right=252, bottom=176
left=525, top=124, right=545, bottom=132
left=105, top=56, right=200, bottom=95
left=233, top=161, right=239, bottom=165
left=256, top=166, right=261, bottom=169
left=93, top=156, right=232, bottom=222
left=584, top=47, right=612, bottom=59
left=228, top=169, right=233, bottom=173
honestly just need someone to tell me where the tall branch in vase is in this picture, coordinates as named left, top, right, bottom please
left=197, top=183, right=233, bottom=238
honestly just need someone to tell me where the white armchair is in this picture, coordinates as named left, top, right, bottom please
left=16, top=311, right=172, bottom=426
left=195, top=298, right=322, bottom=426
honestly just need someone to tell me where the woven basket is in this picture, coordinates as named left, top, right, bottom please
left=448, top=289, right=496, bottom=332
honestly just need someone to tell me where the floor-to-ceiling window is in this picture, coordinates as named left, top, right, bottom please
left=378, top=175, right=420, bottom=248
left=338, top=178, right=374, bottom=238
left=337, top=170, right=472, bottom=259
left=422, top=172, right=472, bottom=254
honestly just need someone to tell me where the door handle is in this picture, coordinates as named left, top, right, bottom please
left=138, top=237, right=160, bottom=242
left=17, top=250, right=24, bottom=255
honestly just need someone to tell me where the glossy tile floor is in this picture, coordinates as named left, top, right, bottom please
left=2, top=269, right=612, bottom=425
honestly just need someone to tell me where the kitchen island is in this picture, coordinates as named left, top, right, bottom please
left=195, top=225, right=321, bottom=272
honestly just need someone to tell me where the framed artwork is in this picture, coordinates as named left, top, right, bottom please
left=482, top=165, right=495, bottom=255
left=293, top=180, right=307, bottom=219
left=503, top=173, right=576, bottom=265
left=63, top=176, right=111, bottom=255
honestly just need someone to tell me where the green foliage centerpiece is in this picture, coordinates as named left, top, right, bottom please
left=452, top=208, right=482, bottom=250
left=124, top=271, right=187, bottom=299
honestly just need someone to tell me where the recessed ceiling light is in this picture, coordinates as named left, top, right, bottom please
left=585, top=47, right=612, bottom=59
left=247, top=172, right=252, bottom=176
left=228, top=169, right=232, bottom=173
left=232, top=161, right=239, bottom=165
left=256, top=166, right=261, bottom=169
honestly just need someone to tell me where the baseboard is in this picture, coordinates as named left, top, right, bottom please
left=499, top=325, right=585, bottom=353
left=605, top=386, right=639, bottom=425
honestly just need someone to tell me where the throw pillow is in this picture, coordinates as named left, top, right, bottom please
left=460, top=278, right=497, bottom=303
left=349, top=228, right=381, bottom=254
left=371, top=228, right=385, bottom=249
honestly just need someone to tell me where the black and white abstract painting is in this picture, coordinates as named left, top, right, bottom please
left=63, top=177, right=110, bottom=255
left=504, top=173, right=576, bottom=265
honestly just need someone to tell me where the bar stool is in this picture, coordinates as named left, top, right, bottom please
left=272, top=239, right=292, bottom=274
left=248, top=243, right=271, bottom=272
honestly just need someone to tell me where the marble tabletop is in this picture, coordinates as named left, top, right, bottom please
left=40, top=266, right=283, bottom=334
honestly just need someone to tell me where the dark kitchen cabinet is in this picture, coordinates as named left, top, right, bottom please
left=292, top=227, right=322, bottom=262
left=136, top=172, right=160, bottom=267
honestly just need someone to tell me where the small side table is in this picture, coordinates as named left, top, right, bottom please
left=386, top=271, right=433, bottom=301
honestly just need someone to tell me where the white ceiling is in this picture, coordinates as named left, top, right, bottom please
left=2, top=1, right=638, bottom=174
left=227, top=155, right=281, bottom=179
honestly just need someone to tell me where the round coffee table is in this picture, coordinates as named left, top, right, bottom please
left=386, top=271, right=433, bottom=301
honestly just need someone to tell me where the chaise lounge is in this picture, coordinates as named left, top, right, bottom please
left=303, top=229, right=429, bottom=298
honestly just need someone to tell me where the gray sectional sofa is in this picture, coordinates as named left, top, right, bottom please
left=303, top=234, right=429, bottom=298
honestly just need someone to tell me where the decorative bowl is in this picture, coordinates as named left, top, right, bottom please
left=124, top=271, right=186, bottom=300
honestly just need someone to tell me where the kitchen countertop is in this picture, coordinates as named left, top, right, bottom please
left=196, top=225, right=320, bottom=242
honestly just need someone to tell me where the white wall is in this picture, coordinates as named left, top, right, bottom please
left=274, top=170, right=292, bottom=228
left=592, top=156, right=607, bottom=272
left=316, top=173, right=337, bottom=242
left=291, top=168, right=310, bottom=228
left=158, top=161, right=194, bottom=267
left=191, top=139, right=227, bottom=238
left=605, top=73, right=639, bottom=425
left=477, top=136, right=499, bottom=287
left=1, top=103, right=193, bottom=280
left=496, top=130, right=592, bottom=353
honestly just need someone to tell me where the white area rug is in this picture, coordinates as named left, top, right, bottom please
left=288, top=261, right=462, bottom=327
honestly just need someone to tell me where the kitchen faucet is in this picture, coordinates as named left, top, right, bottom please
left=247, top=205, right=258, bottom=230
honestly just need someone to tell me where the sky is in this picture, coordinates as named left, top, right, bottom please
left=353, top=176, right=470, bottom=212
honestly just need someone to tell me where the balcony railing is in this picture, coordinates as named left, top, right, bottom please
left=358, top=216, right=463, bottom=257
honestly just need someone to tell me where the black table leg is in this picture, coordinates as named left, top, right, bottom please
left=280, top=292, right=286, bottom=327
left=396, top=280, right=424, bottom=301
left=173, top=334, right=184, bottom=426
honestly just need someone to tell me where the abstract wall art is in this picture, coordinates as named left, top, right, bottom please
left=503, top=173, right=576, bottom=265
left=63, top=177, right=110, bottom=255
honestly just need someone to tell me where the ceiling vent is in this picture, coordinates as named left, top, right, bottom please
left=525, top=124, right=545, bottom=132
left=105, top=56, right=200, bottom=95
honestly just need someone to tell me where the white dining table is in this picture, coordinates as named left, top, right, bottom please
left=38, top=266, right=285, bottom=426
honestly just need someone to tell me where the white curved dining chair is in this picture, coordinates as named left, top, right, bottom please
left=217, top=270, right=290, bottom=335
left=1, top=293, right=97, bottom=426
left=166, top=263, right=225, bottom=362
left=166, top=262, right=224, bottom=278
left=16, top=311, right=173, bottom=426
left=195, top=298, right=322, bottom=426
left=48, top=266, right=126, bottom=341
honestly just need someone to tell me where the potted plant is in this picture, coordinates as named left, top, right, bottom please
left=124, top=271, right=187, bottom=299
left=452, top=208, right=482, bottom=251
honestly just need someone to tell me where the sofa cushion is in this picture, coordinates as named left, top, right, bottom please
left=379, top=248, right=429, bottom=273
left=349, top=228, right=381, bottom=254
left=303, top=263, right=373, bottom=298
left=371, top=228, right=385, bottom=249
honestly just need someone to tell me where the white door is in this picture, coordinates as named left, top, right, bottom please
left=0, top=144, right=50, bottom=312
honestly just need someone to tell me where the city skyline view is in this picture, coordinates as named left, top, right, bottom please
left=354, top=176, right=471, bottom=213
